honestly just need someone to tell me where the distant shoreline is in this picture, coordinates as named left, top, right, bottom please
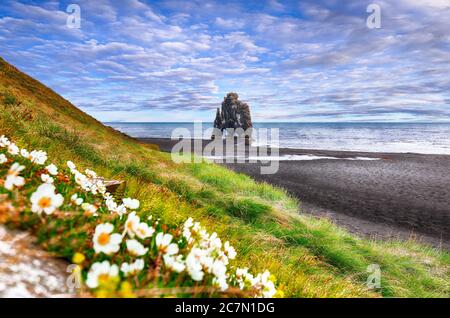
left=138, top=137, right=450, bottom=158
left=106, top=121, right=450, bottom=124
left=140, top=137, right=450, bottom=250
left=106, top=122, right=450, bottom=155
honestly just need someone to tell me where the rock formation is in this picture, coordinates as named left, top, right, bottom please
left=213, top=92, right=253, bottom=132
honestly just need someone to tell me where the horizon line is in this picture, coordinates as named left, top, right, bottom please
left=103, top=121, right=450, bottom=124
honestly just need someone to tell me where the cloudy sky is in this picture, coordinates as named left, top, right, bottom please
left=0, top=0, right=449, bottom=122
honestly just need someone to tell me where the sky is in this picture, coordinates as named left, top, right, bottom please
left=0, top=0, right=449, bottom=122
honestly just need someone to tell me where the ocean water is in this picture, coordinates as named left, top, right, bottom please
left=106, top=122, right=450, bottom=155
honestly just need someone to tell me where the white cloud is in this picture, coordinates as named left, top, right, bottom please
left=215, top=17, right=245, bottom=29
left=0, top=0, right=448, bottom=122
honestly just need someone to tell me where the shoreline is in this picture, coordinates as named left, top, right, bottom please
left=140, top=137, right=450, bottom=250
left=138, top=137, right=450, bottom=158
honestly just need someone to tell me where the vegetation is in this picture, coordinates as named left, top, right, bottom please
left=0, top=56, right=448, bottom=297
left=0, top=138, right=276, bottom=297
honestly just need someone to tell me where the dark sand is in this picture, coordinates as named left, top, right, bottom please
left=140, top=138, right=450, bottom=250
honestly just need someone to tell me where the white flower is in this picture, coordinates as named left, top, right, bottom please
left=186, top=248, right=205, bottom=281
left=86, top=178, right=106, bottom=195
left=103, top=192, right=113, bottom=200
left=253, top=270, right=277, bottom=298
left=200, top=254, right=214, bottom=272
left=155, top=232, right=179, bottom=255
left=184, top=217, right=194, bottom=229
left=40, top=173, right=54, bottom=184
left=199, top=229, right=209, bottom=241
left=126, top=239, right=148, bottom=256
left=236, top=268, right=253, bottom=281
left=208, top=232, right=222, bottom=249
left=262, top=280, right=276, bottom=298
left=235, top=267, right=254, bottom=290
left=67, top=161, right=76, bottom=171
left=111, top=203, right=127, bottom=217
left=30, top=183, right=64, bottom=215
left=0, top=154, right=7, bottom=164
left=93, top=223, right=122, bottom=255
left=124, top=212, right=154, bottom=239
left=233, top=267, right=277, bottom=297
left=211, top=260, right=227, bottom=279
left=105, top=197, right=118, bottom=211
left=86, top=261, right=119, bottom=289
left=125, top=212, right=141, bottom=237
left=4, top=163, right=25, bottom=190
left=0, top=135, right=10, bottom=147
left=183, top=217, right=201, bottom=243
left=45, top=164, right=58, bottom=175
left=70, top=194, right=83, bottom=206
left=29, top=150, right=47, bottom=165
left=105, top=197, right=127, bottom=216
left=94, top=179, right=106, bottom=195
left=7, top=143, right=19, bottom=155
left=121, top=259, right=145, bottom=277
left=224, top=241, right=236, bottom=259
left=135, top=222, right=155, bottom=240
left=81, top=203, right=97, bottom=216
left=20, top=148, right=30, bottom=159
left=122, top=198, right=139, bottom=210
left=84, top=169, right=97, bottom=178
left=163, top=254, right=186, bottom=273
left=212, top=276, right=229, bottom=292
left=74, top=172, right=88, bottom=187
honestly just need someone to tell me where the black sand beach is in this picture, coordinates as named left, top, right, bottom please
left=141, top=138, right=450, bottom=249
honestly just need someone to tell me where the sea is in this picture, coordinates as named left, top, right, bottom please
left=106, top=122, right=450, bottom=155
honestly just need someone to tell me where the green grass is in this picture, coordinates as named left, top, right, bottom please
left=0, top=56, right=449, bottom=297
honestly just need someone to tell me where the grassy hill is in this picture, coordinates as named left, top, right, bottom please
left=0, top=56, right=448, bottom=297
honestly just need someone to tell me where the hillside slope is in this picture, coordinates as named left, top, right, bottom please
left=0, top=56, right=448, bottom=297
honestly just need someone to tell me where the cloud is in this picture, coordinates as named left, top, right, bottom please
left=215, top=17, right=245, bottom=29
left=0, top=0, right=448, bottom=122
left=267, top=0, right=285, bottom=12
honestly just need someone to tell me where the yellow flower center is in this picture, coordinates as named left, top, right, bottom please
left=98, top=274, right=109, bottom=283
left=38, top=197, right=52, bottom=208
left=98, top=232, right=110, bottom=245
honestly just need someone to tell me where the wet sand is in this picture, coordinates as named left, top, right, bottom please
left=140, top=138, right=450, bottom=250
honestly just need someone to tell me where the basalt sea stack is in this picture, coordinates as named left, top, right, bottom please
left=213, top=92, right=253, bottom=132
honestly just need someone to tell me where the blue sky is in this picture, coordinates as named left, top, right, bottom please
left=0, top=0, right=449, bottom=122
